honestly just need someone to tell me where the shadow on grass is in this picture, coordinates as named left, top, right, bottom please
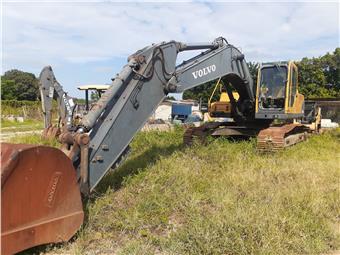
left=18, top=142, right=185, bottom=255
left=92, top=142, right=185, bottom=196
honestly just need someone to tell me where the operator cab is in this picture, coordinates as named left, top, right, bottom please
left=255, top=61, right=303, bottom=120
left=259, top=63, right=287, bottom=109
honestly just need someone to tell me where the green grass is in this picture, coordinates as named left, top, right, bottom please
left=12, top=128, right=340, bottom=255
left=7, top=133, right=59, bottom=147
left=1, top=119, right=43, bottom=131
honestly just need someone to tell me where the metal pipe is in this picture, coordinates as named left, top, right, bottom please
left=237, top=60, right=245, bottom=79
left=85, top=90, right=89, bottom=111
left=179, top=42, right=219, bottom=52
left=80, top=144, right=89, bottom=195
left=81, top=59, right=137, bottom=130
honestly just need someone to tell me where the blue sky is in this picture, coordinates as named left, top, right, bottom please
left=2, top=1, right=339, bottom=98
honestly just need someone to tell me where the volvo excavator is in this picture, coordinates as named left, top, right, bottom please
left=184, top=61, right=321, bottom=151
left=1, top=37, right=318, bottom=254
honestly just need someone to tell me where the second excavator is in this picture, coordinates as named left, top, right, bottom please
left=1, top=37, right=319, bottom=254
left=39, top=66, right=76, bottom=138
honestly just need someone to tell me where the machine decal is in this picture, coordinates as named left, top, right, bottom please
left=45, top=172, right=62, bottom=208
left=192, top=64, right=216, bottom=79
left=62, top=93, right=73, bottom=126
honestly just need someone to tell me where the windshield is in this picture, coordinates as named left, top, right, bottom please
left=260, top=66, right=287, bottom=98
left=258, top=65, right=288, bottom=109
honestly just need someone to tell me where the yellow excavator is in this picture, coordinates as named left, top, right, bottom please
left=185, top=61, right=321, bottom=151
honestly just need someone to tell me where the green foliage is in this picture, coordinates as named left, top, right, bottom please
left=1, top=80, right=16, bottom=100
left=8, top=133, right=59, bottom=147
left=90, top=91, right=100, bottom=101
left=1, top=119, right=43, bottom=129
left=74, top=98, right=86, bottom=104
left=37, top=129, right=340, bottom=255
left=248, top=61, right=259, bottom=84
left=1, top=100, right=58, bottom=119
left=164, top=95, right=176, bottom=101
left=183, top=80, right=216, bottom=104
left=1, top=100, right=41, bottom=118
left=297, top=48, right=340, bottom=98
left=2, top=99, right=41, bottom=108
left=1, top=69, right=39, bottom=101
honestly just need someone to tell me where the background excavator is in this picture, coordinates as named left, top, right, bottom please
left=39, top=67, right=110, bottom=139
left=1, top=37, right=319, bottom=254
left=39, top=66, right=76, bottom=139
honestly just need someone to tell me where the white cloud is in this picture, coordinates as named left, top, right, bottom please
left=2, top=1, right=339, bottom=72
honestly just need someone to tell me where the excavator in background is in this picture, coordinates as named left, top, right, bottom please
left=39, top=67, right=110, bottom=138
left=1, top=37, right=320, bottom=254
left=185, top=61, right=321, bottom=151
left=39, top=66, right=76, bottom=138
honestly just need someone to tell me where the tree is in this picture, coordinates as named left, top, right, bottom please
left=164, top=95, right=176, bottom=101
left=1, top=80, right=17, bottom=100
left=248, top=61, right=259, bottom=84
left=183, top=80, right=217, bottom=104
left=1, top=69, right=39, bottom=101
left=297, top=48, right=340, bottom=98
left=90, top=90, right=100, bottom=102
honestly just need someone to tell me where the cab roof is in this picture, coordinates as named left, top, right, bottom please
left=261, top=61, right=291, bottom=67
left=77, top=85, right=110, bottom=90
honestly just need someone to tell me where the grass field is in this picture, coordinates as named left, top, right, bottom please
left=1, top=119, right=43, bottom=129
left=1, top=119, right=44, bottom=142
left=10, top=128, right=340, bottom=255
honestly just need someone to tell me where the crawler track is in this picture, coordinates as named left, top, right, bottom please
left=257, top=124, right=310, bottom=152
left=184, top=122, right=313, bottom=152
left=183, top=122, right=221, bottom=145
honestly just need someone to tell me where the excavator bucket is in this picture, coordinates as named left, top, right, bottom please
left=1, top=143, right=84, bottom=255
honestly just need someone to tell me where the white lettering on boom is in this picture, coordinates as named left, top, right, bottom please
left=192, top=65, right=216, bottom=79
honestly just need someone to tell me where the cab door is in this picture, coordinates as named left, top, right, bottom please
left=286, top=62, right=304, bottom=114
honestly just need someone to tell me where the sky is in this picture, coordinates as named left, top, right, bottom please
left=2, top=1, right=339, bottom=98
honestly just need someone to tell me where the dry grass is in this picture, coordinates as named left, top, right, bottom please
left=14, top=128, right=340, bottom=255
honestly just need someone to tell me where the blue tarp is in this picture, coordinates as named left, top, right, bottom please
left=171, top=104, right=192, bottom=116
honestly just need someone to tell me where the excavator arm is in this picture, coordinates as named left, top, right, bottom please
left=39, top=66, right=75, bottom=133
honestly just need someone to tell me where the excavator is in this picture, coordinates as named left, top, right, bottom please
left=184, top=61, right=321, bottom=151
left=39, top=66, right=76, bottom=139
left=39, top=67, right=110, bottom=139
left=1, top=37, right=318, bottom=254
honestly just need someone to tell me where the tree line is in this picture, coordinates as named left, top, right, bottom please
left=1, top=48, right=339, bottom=102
